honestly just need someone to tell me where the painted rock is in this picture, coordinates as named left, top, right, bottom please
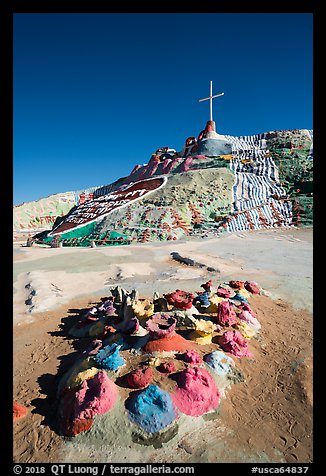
left=126, top=366, right=153, bottom=389
left=231, top=293, right=249, bottom=304
left=219, top=330, right=254, bottom=358
left=206, top=294, right=224, bottom=313
left=65, top=367, right=100, bottom=389
left=157, top=362, right=176, bottom=373
left=73, top=371, right=118, bottom=421
left=98, top=297, right=116, bottom=316
left=228, top=280, right=245, bottom=289
left=126, top=384, right=177, bottom=433
left=244, top=280, right=260, bottom=294
left=194, top=291, right=210, bottom=307
left=237, top=288, right=251, bottom=301
left=216, top=286, right=232, bottom=298
left=204, top=350, right=235, bottom=376
left=82, top=339, right=103, bottom=357
left=239, top=301, right=256, bottom=317
left=63, top=416, right=94, bottom=437
left=132, top=299, right=154, bottom=319
left=94, top=343, right=126, bottom=371
left=143, top=332, right=195, bottom=354
left=182, top=350, right=202, bottom=365
left=235, top=321, right=257, bottom=339
left=146, top=313, right=176, bottom=340
left=172, top=367, right=220, bottom=416
left=60, top=387, right=94, bottom=437
left=238, top=310, right=261, bottom=331
left=164, top=290, right=195, bottom=310
left=13, top=402, right=28, bottom=421
left=216, top=300, right=237, bottom=326
left=200, top=280, right=213, bottom=292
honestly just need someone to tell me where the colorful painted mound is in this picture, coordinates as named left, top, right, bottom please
left=52, top=277, right=264, bottom=440
left=59, top=371, right=118, bottom=436
left=23, top=126, right=312, bottom=247
left=126, top=385, right=178, bottom=433
left=204, top=350, right=235, bottom=376
left=171, top=367, right=221, bottom=416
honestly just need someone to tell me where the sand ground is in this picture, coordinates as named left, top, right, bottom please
left=13, top=227, right=313, bottom=463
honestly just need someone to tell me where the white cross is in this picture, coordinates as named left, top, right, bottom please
left=198, top=80, right=224, bottom=122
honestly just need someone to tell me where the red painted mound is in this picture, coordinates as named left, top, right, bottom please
left=164, top=290, right=194, bottom=310
left=126, top=366, right=153, bottom=389
left=13, top=401, right=28, bottom=421
left=143, top=331, right=196, bottom=353
left=157, top=362, right=176, bottom=373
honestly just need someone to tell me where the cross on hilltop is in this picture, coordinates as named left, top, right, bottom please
left=198, top=80, right=224, bottom=122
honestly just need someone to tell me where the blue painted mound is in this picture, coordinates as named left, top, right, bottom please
left=126, top=384, right=177, bottom=433
left=94, top=343, right=125, bottom=371
left=204, top=350, right=235, bottom=376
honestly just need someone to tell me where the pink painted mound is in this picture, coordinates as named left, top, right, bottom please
left=146, top=313, right=176, bottom=339
left=60, top=387, right=94, bottom=437
left=157, top=362, right=176, bottom=373
left=164, top=290, right=194, bottom=310
left=219, top=330, right=253, bottom=358
left=182, top=350, right=202, bottom=365
left=216, top=286, right=232, bottom=298
left=244, top=280, right=260, bottom=294
left=217, top=300, right=237, bottom=326
left=126, top=366, right=153, bottom=389
left=228, top=280, right=245, bottom=290
left=73, top=370, right=118, bottom=420
left=239, top=301, right=256, bottom=317
left=143, top=331, right=196, bottom=353
left=172, top=367, right=220, bottom=416
left=238, top=310, right=261, bottom=330
left=13, top=401, right=28, bottom=421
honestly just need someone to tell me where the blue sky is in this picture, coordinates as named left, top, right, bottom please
left=13, top=13, right=313, bottom=205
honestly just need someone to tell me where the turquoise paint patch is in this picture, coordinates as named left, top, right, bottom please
left=126, top=385, right=177, bottom=433
left=94, top=343, right=126, bottom=371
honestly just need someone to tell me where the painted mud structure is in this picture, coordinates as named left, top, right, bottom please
left=55, top=277, right=261, bottom=445
left=14, top=112, right=313, bottom=246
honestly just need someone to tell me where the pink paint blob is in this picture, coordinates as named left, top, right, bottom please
left=239, top=302, right=256, bottom=317
left=238, top=311, right=261, bottom=330
left=216, top=286, right=232, bottom=298
left=219, top=330, right=254, bottom=358
left=73, top=371, right=118, bottom=420
left=217, top=300, right=237, bottom=326
left=182, top=350, right=202, bottom=365
left=157, top=362, right=176, bottom=373
left=172, top=367, right=220, bottom=416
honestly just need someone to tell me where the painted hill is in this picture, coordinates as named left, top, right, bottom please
left=14, top=123, right=313, bottom=246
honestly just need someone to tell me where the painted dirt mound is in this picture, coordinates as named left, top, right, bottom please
left=50, top=277, right=262, bottom=444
